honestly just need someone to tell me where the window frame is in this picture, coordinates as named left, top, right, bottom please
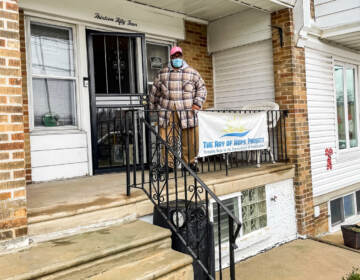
left=25, top=16, right=81, bottom=132
left=334, top=61, right=360, bottom=155
left=328, top=189, right=360, bottom=232
left=209, top=186, right=268, bottom=248
left=145, top=40, right=172, bottom=85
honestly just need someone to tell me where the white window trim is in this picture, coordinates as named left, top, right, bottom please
left=25, top=16, right=82, bottom=132
left=328, top=189, right=360, bottom=233
left=333, top=60, right=360, bottom=160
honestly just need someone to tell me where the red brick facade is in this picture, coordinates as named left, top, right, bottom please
left=314, top=203, right=329, bottom=235
left=0, top=0, right=27, bottom=241
left=271, top=9, right=315, bottom=236
left=178, top=21, right=214, bottom=109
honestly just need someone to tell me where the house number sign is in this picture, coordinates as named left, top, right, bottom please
left=94, top=13, right=138, bottom=27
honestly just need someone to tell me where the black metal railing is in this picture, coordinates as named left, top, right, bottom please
left=123, top=109, right=288, bottom=280
left=126, top=109, right=288, bottom=188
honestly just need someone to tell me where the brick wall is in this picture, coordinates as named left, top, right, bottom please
left=314, top=203, right=329, bottom=235
left=271, top=9, right=315, bottom=236
left=178, top=21, right=214, bottom=109
left=19, top=10, right=31, bottom=184
left=0, top=0, right=27, bottom=242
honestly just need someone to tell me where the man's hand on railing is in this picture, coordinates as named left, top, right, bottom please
left=192, top=104, right=200, bottom=111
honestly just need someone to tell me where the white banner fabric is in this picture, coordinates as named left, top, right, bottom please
left=197, top=111, right=269, bottom=157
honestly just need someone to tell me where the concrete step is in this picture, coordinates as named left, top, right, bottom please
left=89, top=249, right=193, bottom=280
left=0, top=220, right=193, bottom=280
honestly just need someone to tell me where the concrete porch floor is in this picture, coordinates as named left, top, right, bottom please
left=26, top=163, right=294, bottom=238
left=222, top=239, right=360, bottom=280
left=28, top=163, right=292, bottom=215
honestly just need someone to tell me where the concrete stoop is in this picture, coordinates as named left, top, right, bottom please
left=0, top=220, right=193, bottom=280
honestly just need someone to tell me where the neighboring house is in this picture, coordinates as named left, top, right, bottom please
left=0, top=0, right=359, bottom=277
left=293, top=0, right=360, bottom=235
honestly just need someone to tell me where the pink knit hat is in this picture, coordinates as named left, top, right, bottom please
left=170, top=46, right=183, bottom=56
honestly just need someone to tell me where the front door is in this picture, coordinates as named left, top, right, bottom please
left=86, top=31, right=147, bottom=173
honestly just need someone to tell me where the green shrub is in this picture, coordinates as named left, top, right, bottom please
left=343, top=267, right=360, bottom=280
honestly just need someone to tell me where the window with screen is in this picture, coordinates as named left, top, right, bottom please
left=30, top=22, right=76, bottom=127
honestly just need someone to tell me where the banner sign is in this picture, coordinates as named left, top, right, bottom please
left=197, top=111, right=269, bottom=157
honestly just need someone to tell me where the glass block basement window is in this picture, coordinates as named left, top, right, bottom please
left=212, top=186, right=267, bottom=245
left=241, top=186, right=267, bottom=235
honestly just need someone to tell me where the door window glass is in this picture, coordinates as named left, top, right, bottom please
left=92, top=35, right=137, bottom=95
left=146, top=43, right=169, bottom=83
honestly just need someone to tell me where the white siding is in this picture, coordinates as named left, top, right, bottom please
left=208, top=9, right=271, bottom=53
left=314, top=0, right=360, bottom=29
left=305, top=47, right=360, bottom=197
left=213, top=40, right=275, bottom=109
left=30, top=132, right=89, bottom=182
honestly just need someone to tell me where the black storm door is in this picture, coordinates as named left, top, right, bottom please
left=87, top=31, right=147, bottom=173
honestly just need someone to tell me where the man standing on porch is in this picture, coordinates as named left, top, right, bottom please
left=149, top=46, right=207, bottom=172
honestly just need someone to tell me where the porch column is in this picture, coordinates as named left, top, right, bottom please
left=0, top=0, right=27, bottom=243
left=271, top=9, right=315, bottom=236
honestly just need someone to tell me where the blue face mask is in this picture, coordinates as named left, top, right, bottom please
left=171, top=58, right=183, bottom=68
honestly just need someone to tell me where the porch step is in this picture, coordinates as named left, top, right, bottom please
left=27, top=173, right=148, bottom=241
left=89, top=249, right=193, bottom=280
left=0, top=220, right=193, bottom=280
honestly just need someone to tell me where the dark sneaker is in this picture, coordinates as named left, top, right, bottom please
left=190, top=163, right=199, bottom=172
left=182, top=163, right=199, bottom=173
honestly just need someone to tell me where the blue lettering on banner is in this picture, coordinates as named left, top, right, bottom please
left=248, top=138, right=264, bottom=144
left=203, top=141, right=213, bottom=149
left=234, top=139, right=246, bottom=146
left=215, top=141, right=225, bottom=148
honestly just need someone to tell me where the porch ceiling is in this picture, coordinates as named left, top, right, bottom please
left=127, top=0, right=295, bottom=21
left=324, top=31, right=360, bottom=52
